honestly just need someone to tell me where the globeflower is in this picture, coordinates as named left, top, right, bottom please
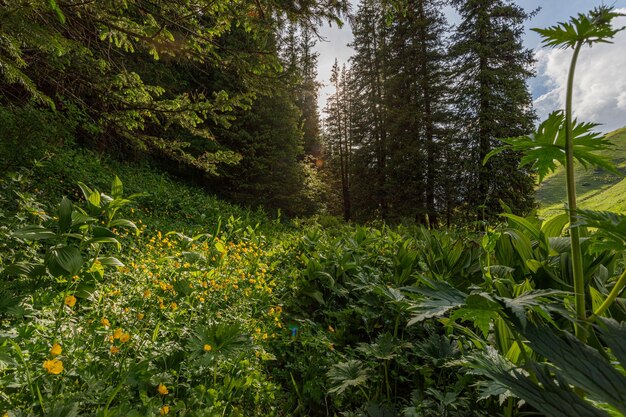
left=64, top=295, right=77, bottom=307
left=50, top=343, right=62, bottom=357
left=157, top=383, right=169, bottom=395
left=43, top=359, right=63, bottom=374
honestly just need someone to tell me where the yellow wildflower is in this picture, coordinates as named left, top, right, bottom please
left=170, top=302, right=177, bottom=310
left=101, top=318, right=110, bottom=328
left=157, top=383, right=169, bottom=395
left=160, top=405, right=170, bottom=415
left=113, top=328, right=123, bottom=339
left=110, top=345, right=120, bottom=354
left=120, top=333, right=131, bottom=343
left=203, top=344, right=212, bottom=352
left=64, top=295, right=76, bottom=308
left=43, top=359, right=63, bottom=374
left=137, top=313, right=145, bottom=320
left=50, top=343, right=62, bottom=357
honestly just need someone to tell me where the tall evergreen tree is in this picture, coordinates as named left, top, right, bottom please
left=348, top=0, right=390, bottom=221
left=384, top=0, right=451, bottom=224
left=450, top=0, right=536, bottom=219
left=324, top=60, right=353, bottom=220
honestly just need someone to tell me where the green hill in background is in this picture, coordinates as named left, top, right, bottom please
left=536, top=126, right=626, bottom=217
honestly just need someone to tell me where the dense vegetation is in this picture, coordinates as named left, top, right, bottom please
left=2, top=1, right=626, bottom=416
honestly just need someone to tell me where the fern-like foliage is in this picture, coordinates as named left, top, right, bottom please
left=532, top=6, right=625, bottom=49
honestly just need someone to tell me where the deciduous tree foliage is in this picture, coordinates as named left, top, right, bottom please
left=0, top=0, right=346, bottom=215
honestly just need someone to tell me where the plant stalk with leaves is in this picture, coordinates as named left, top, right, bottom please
left=486, top=6, right=625, bottom=340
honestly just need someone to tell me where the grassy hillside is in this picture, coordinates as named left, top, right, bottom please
left=536, top=127, right=626, bottom=216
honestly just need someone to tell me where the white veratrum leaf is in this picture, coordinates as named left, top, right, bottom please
left=13, top=225, right=56, bottom=241
left=52, top=245, right=83, bottom=276
left=58, top=197, right=73, bottom=233
left=111, top=175, right=123, bottom=199
left=327, top=360, right=369, bottom=395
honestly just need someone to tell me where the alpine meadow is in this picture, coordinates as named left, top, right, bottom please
left=2, top=1, right=626, bottom=416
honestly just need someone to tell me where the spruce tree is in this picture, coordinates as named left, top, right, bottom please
left=348, top=0, right=390, bottom=221
left=384, top=0, right=451, bottom=224
left=450, top=0, right=536, bottom=219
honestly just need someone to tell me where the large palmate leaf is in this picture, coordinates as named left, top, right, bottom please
left=515, top=320, right=626, bottom=414
left=597, top=319, right=626, bottom=370
left=450, top=293, right=501, bottom=338
left=485, top=111, right=621, bottom=182
left=357, top=333, right=411, bottom=361
left=327, top=360, right=369, bottom=395
left=576, top=209, right=626, bottom=252
left=495, top=290, right=565, bottom=330
left=403, top=278, right=468, bottom=326
left=532, top=6, right=624, bottom=49
left=467, top=348, right=610, bottom=417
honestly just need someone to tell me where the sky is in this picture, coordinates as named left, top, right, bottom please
left=314, top=1, right=626, bottom=132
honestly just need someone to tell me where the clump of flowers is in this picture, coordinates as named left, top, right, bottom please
left=43, top=359, right=63, bottom=375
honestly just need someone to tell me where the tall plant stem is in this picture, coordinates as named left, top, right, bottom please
left=565, top=42, right=587, bottom=342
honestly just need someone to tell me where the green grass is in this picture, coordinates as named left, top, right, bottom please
left=536, top=126, right=626, bottom=217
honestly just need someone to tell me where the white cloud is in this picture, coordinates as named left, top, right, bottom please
left=534, top=10, right=626, bottom=132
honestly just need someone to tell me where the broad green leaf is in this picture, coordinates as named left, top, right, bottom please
left=71, top=211, right=96, bottom=227
left=52, top=245, right=83, bottom=276
left=13, top=225, right=56, bottom=241
left=467, top=348, right=610, bottom=417
left=518, top=321, right=626, bottom=413
left=495, top=290, right=565, bottom=329
left=597, top=319, right=626, bottom=369
left=58, top=197, right=73, bottom=233
left=97, top=257, right=125, bottom=267
left=85, top=237, right=121, bottom=249
left=109, top=218, right=138, bottom=231
left=111, top=175, right=123, bottom=199
left=92, top=226, right=116, bottom=238
left=449, top=293, right=501, bottom=338
left=404, top=279, right=468, bottom=325
left=327, top=360, right=369, bottom=395
left=541, top=213, right=569, bottom=238
left=78, top=182, right=101, bottom=209
left=576, top=209, right=626, bottom=252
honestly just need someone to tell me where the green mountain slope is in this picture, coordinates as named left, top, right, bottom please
left=537, top=126, right=626, bottom=216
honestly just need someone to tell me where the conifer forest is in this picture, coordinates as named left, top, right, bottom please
left=1, top=0, right=626, bottom=416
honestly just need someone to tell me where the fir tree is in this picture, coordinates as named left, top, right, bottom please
left=450, top=0, right=536, bottom=219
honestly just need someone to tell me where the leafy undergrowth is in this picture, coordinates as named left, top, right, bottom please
left=1, top=149, right=625, bottom=417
